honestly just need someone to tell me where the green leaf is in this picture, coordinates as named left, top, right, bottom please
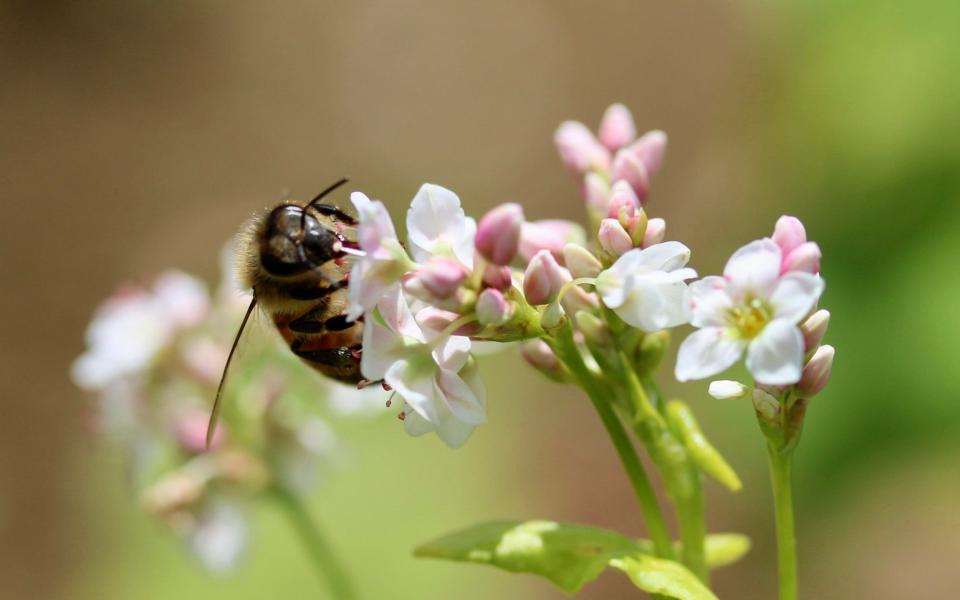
left=610, top=555, right=718, bottom=600
left=415, top=521, right=744, bottom=596
left=703, top=533, right=751, bottom=569
left=415, top=520, right=644, bottom=593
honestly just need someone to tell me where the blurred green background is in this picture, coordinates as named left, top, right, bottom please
left=2, top=1, right=959, bottom=598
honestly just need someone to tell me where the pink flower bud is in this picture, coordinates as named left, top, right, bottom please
left=628, top=130, right=668, bottom=176
left=607, top=180, right=641, bottom=219
left=482, top=264, right=513, bottom=290
left=523, top=249, right=566, bottom=305
left=583, top=173, right=611, bottom=215
left=598, top=103, right=637, bottom=151
left=476, top=288, right=513, bottom=326
left=611, top=150, right=650, bottom=202
left=783, top=241, right=821, bottom=274
left=406, top=257, right=467, bottom=299
left=772, top=215, right=807, bottom=256
left=801, top=309, right=830, bottom=351
left=797, top=344, right=834, bottom=397
left=520, top=339, right=559, bottom=371
left=562, top=243, right=602, bottom=278
left=519, top=220, right=585, bottom=263
left=415, top=307, right=482, bottom=335
left=175, top=410, right=225, bottom=453
left=475, top=203, right=524, bottom=265
left=642, top=218, right=666, bottom=248
left=554, top=121, right=611, bottom=175
left=598, top=218, right=633, bottom=256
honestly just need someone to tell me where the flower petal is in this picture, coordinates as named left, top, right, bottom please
left=433, top=335, right=471, bottom=373
left=675, top=327, right=746, bottom=382
left=689, top=276, right=733, bottom=327
left=402, top=409, right=435, bottom=437
left=406, top=183, right=472, bottom=265
left=745, top=319, right=804, bottom=385
left=723, top=238, right=782, bottom=297
left=433, top=417, right=476, bottom=449
left=615, top=271, right=692, bottom=332
left=385, top=359, right=439, bottom=423
left=769, top=272, right=824, bottom=324
left=436, top=369, right=486, bottom=425
left=612, top=241, right=691, bottom=275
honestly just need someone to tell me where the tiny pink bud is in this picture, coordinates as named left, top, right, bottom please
left=482, top=264, right=513, bottom=290
left=598, top=218, right=633, bottom=256
left=583, top=172, right=611, bottom=215
left=611, top=150, right=650, bottom=202
left=797, top=344, right=834, bottom=397
left=598, top=103, right=637, bottom=151
left=523, top=249, right=566, bottom=305
left=554, top=121, right=611, bottom=175
left=406, top=257, right=467, bottom=299
left=772, top=215, right=808, bottom=256
left=562, top=243, right=602, bottom=278
left=783, top=241, right=821, bottom=274
left=519, top=220, right=585, bottom=263
left=176, top=410, right=225, bottom=453
left=628, top=130, right=668, bottom=176
left=475, top=288, right=514, bottom=326
left=415, top=307, right=482, bottom=335
left=801, top=309, right=830, bottom=351
left=642, top=218, right=666, bottom=248
left=475, top=203, right=524, bottom=265
left=520, top=339, right=559, bottom=371
left=607, top=180, right=641, bottom=219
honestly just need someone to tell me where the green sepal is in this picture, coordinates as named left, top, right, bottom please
left=665, top=400, right=743, bottom=492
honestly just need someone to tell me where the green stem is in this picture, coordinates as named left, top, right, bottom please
left=619, top=356, right=708, bottom=582
left=550, top=331, right=674, bottom=560
left=674, top=467, right=708, bottom=584
left=272, top=487, right=359, bottom=600
left=767, top=444, right=797, bottom=600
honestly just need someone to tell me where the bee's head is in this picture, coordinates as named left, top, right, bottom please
left=260, top=204, right=340, bottom=276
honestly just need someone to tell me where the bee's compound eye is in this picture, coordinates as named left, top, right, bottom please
left=302, top=225, right=338, bottom=265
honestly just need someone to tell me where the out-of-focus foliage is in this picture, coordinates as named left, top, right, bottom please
left=748, top=0, right=960, bottom=502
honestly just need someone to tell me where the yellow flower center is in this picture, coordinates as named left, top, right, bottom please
left=729, top=296, right=772, bottom=339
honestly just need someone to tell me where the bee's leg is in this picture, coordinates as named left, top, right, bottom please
left=288, top=279, right=344, bottom=301
left=288, top=303, right=356, bottom=334
left=289, top=342, right=363, bottom=383
left=312, top=203, right=358, bottom=226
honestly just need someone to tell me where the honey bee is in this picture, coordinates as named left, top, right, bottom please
left=207, top=178, right=364, bottom=445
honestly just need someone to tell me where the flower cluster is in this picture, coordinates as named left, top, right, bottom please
left=72, top=250, right=377, bottom=571
left=343, top=104, right=833, bottom=453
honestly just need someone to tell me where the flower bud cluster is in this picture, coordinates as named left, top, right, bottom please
left=72, top=254, right=376, bottom=571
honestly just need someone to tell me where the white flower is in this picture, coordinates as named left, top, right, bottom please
left=188, top=502, right=248, bottom=573
left=346, top=192, right=413, bottom=321
left=361, top=288, right=486, bottom=448
left=594, top=241, right=697, bottom=332
left=71, top=271, right=210, bottom=389
left=406, top=183, right=477, bottom=268
left=675, top=238, right=824, bottom=385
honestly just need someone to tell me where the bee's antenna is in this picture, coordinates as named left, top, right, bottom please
left=206, top=295, right=258, bottom=449
left=299, top=177, right=349, bottom=235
